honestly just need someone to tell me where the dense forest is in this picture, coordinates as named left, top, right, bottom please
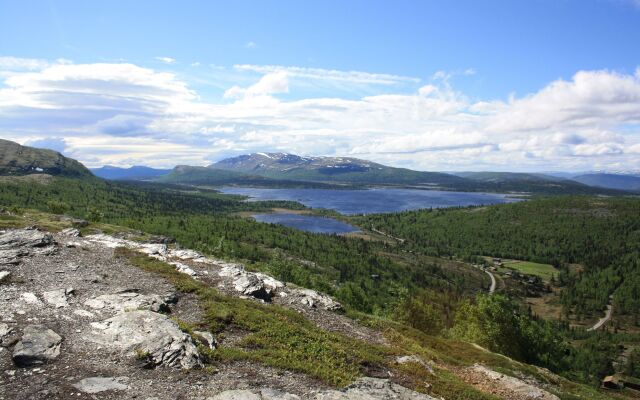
left=356, top=196, right=640, bottom=318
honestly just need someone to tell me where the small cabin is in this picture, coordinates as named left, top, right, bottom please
left=602, top=375, right=621, bottom=390
left=492, top=257, right=502, bottom=266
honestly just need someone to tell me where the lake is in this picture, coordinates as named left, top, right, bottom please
left=252, top=213, right=360, bottom=234
left=220, top=187, right=521, bottom=215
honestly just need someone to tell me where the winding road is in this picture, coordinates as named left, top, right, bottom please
left=587, top=297, right=614, bottom=331
left=484, top=269, right=497, bottom=293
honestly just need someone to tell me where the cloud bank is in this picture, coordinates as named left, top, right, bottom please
left=0, top=57, right=639, bottom=171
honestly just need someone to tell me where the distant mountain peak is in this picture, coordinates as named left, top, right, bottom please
left=0, top=139, right=92, bottom=178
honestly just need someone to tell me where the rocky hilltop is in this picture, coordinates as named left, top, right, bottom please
left=0, top=139, right=92, bottom=178
left=0, top=215, right=597, bottom=399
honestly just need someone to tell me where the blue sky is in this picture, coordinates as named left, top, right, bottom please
left=1, top=0, right=639, bottom=171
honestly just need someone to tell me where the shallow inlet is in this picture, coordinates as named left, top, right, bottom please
left=252, top=213, right=359, bottom=234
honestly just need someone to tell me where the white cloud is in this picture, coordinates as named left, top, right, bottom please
left=0, top=56, right=50, bottom=71
left=1, top=59, right=639, bottom=171
left=234, top=64, right=420, bottom=85
left=155, top=57, right=176, bottom=64
left=224, top=71, right=289, bottom=99
left=245, top=41, right=257, bottom=49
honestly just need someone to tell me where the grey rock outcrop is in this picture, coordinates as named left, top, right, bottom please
left=43, top=288, right=71, bottom=308
left=72, top=377, right=129, bottom=393
left=209, top=378, right=436, bottom=400
left=0, top=228, right=56, bottom=264
left=12, top=325, right=62, bottom=367
left=84, top=291, right=168, bottom=313
left=314, top=377, right=437, bottom=399
left=87, top=310, right=202, bottom=369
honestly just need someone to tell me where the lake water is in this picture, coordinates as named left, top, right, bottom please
left=220, top=187, right=521, bottom=215
left=252, top=213, right=359, bottom=234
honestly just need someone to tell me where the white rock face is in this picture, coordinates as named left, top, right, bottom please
left=85, top=233, right=342, bottom=310
left=87, top=310, right=202, bottom=369
left=73, top=377, right=129, bottom=393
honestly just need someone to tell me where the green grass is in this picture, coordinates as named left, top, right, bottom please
left=502, top=259, right=558, bottom=281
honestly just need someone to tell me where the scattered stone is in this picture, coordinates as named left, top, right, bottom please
left=0, top=270, right=10, bottom=282
left=290, top=288, right=342, bottom=311
left=87, top=310, right=202, bottom=369
left=396, top=355, right=434, bottom=374
left=57, top=216, right=89, bottom=228
left=0, top=322, right=12, bottom=340
left=468, top=364, right=560, bottom=400
left=60, top=228, right=81, bottom=237
left=193, top=330, right=217, bottom=349
left=20, top=292, right=43, bottom=306
left=73, top=309, right=95, bottom=318
left=72, top=377, right=129, bottom=393
left=12, top=325, right=62, bottom=367
left=84, top=291, right=168, bottom=313
left=43, top=289, right=69, bottom=308
left=260, top=389, right=301, bottom=400
left=314, top=377, right=437, bottom=399
left=209, top=390, right=262, bottom=400
left=209, top=379, right=434, bottom=400
left=170, top=261, right=197, bottom=277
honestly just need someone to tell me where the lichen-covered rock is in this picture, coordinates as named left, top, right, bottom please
left=314, top=377, right=437, bottom=399
left=12, top=325, right=62, bottom=367
left=87, top=310, right=202, bottom=369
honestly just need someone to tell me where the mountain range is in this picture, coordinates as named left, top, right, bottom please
left=1, top=140, right=638, bottom=194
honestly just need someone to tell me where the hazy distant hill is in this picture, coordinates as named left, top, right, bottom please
left=453, top=170, right=618, bottom=194
left=155, top=165, right=343, bottom=188
left=91, top=165, right=172, bottom=180
left=455, top=171, right=567, bottom=183
left=571, top=173, right=640, bottom=192
left=0, top=139, right=92, bottom=178
left=210, top=152, right=472, bottom=188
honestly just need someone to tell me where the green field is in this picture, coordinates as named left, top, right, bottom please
left=501, top=259, right=558, bottom=281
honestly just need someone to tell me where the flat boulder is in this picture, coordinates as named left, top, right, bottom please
left=87, top=310, right=202, bottom=369
left=73, top=377, right=129, bottom=393
left=84, top=291, right=168, bottom=313
left=12, top=325, right=62, bottom=367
